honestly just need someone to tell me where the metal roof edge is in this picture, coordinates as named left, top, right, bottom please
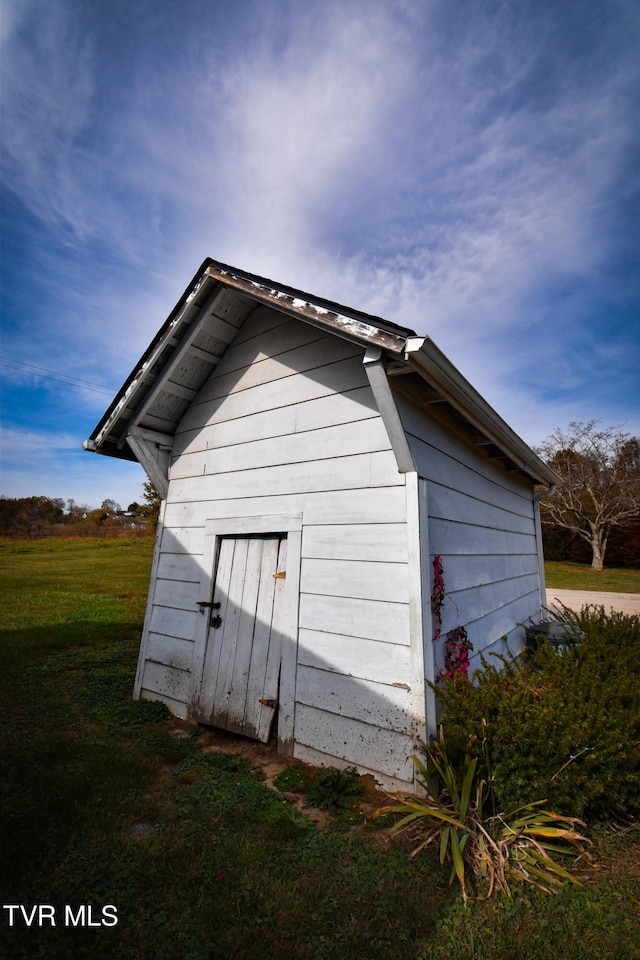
left=202, top=262, right=411, bottom=353
left=202, top=259, right=416, bottom=342
left=405, top=337, right=561, bottom=486
left=86, top=260, right=217, bottom=448
left=84, top=260, right=414, bottom=454
left=84, top=259, right=560, bottom=489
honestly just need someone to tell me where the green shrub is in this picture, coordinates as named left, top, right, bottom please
left=436, top=607, right=640, bottom=820
left=273, top=767, right=311, bottom=793
left=306, top=766, right=364, bottom=813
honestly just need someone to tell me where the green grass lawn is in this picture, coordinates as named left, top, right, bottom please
left=1, top=538, right=639, bottom=960
left=545, top=561, right=640, bottom=592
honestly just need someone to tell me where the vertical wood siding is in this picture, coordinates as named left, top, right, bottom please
left=136, top=308, right=416, bottom=785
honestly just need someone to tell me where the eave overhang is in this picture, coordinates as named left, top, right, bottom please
left=404, top=337, right=561, bottom=487
left=83, top=257, right=560, bottom=491
left=83, top=258, right=413, bottom=462
left=205, top=263, right=409, bottom=354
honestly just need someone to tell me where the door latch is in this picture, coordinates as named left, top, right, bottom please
left=197, top=601, right=222, bottom=629
left=197, top=601, right=221, bottom=613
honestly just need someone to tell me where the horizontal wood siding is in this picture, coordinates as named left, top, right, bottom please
left=302, top=522, right=407, bottom=563
left=296, top=667, right=413, bottom=732
left=170, top=418, right=392, bottom=479
left=298, top=630, right=411, bottom=685
left=395, top=392, right=541, bottom=670
left=175, top=386, right=376, bottom=458
left=145, top=634, right=194, bottom=672
left=300, top=558, right=409, bottom=604
left=293, top=704, right=416, bottom=784
left=140, top=660, right=191, bottom=713
left=138, top=309, right=415, bottom=786
left=167, top=451, right=402, bottom=501
left=299, top=594, right=410, bottom=646
left=163, top=486, right=407, bottom=528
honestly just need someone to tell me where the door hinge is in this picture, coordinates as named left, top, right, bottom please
left=274, top=571, right=286, bottom=579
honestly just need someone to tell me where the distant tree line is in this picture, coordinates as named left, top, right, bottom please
left=0, top=482, right=160, bottom=540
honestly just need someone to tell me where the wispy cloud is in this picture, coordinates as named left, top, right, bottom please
left=1, top=425, right=79, bottom=458
left=0, top=424, right=144, bottom=508
left=1, top=0, right=639, bottom=504
left=210, top=3, right=417, bottom=272
left=1, top=1, right=96, bottom=235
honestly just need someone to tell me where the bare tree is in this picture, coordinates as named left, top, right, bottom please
left=536, top=421, right=640, bottom=571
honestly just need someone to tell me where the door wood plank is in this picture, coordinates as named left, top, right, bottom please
left=212, top=538, right=249, bottom=724
left=256, top=537, right=288, bottom=742
left=198, top=537, right=235, bottom=719
left=224, top=538, right=264, bottom=734
left=198, top=533, right=288, bottom=743
left=242, top=537, right=281, bottom=740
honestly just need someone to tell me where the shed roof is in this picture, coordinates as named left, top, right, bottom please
left=84, top=258, right=560, bottom=487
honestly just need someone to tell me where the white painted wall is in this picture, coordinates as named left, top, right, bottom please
left=134, top=305, right=543, bottom=787
left=135, top=307, right=418, bottom=787
left=395, top=390, right=541, bottom=676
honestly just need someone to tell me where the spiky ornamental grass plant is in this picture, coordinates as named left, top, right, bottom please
left=384, top=726, right=591, bottom=902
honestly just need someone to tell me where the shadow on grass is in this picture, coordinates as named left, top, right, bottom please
left=0, top=621, right=455, bottom=960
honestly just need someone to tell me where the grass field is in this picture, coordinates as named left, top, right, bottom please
left=1, top=538, right=639, bottom=960
left=544, top=561, right=640, bottom=593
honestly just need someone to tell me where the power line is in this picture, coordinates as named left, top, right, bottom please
left=0, top=355, right=114, bottom=389
left=0, top=356, right=116, bottom=396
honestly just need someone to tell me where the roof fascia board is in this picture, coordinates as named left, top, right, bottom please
left=90, top=276, right=226, bottom=454
left=204, top=264, right=408, bottom=354
left=87, top=261, right=409, bottom=453
left=85, top=258, right=559, bottom=490
left=87, top=261, right=216, bottom=446
left=405, top=338, right=561, bottom=487
left=118, top=284, right=228, bottom=446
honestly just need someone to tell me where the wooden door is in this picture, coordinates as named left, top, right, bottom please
left=198, top=534, right=287, bottom=742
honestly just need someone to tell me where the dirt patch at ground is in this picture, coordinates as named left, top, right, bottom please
left=165, top=716, right=395, bottom=832
left=163, top=718, right=640, bottom=876
left=164, top=717, right=640, bottom=867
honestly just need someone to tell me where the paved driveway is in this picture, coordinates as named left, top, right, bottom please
left=545, top=588, right=640, bottom=616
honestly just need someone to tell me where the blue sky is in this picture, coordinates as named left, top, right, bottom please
left=1, top=0, right=639, bottom=510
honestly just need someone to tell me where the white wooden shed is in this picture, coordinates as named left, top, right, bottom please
left=84, top=258, right=560, bottom=790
